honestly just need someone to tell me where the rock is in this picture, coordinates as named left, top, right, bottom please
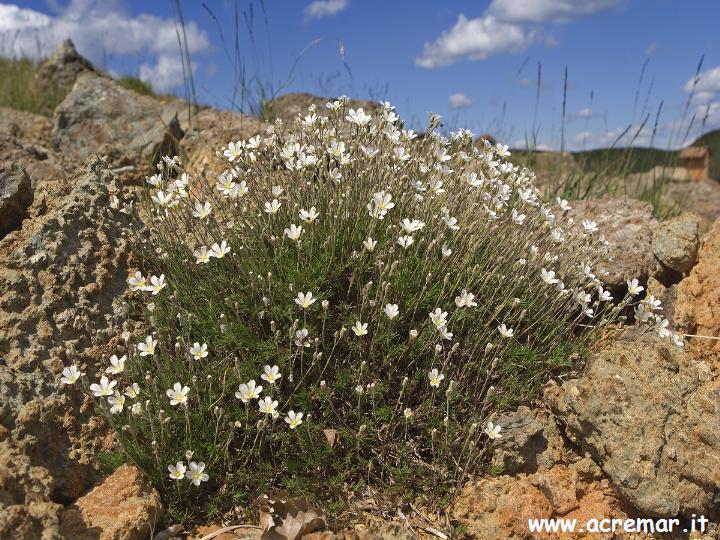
left=667, top=179, right=720, bottom=233
left=0, top=107, right=53, bottom=145
left=675, top=218, right=720, bottom=358
left=489, top=406, right=566, bottom=475
left=452, top=460, right=642, bottom=540
left=0, top=440, right=63, bottom=540
left=60, top=464, right=162, bottom=540
left=569, top=198, right=658, bottom=289
left=52, top=73, right=184, bottom=165
left=652, top=213, right=700, bottom=274
left=263, top=92, right=382, bottom=127
left=0, top=134, right=65, bottom=187
left=32, top=39, right=96, bottom=97
left=0, top=161, right=33, bottom=237
left=545, top=334, right=720, bottom=518
left=182, top=108, right=268, bottom=177
left=0, top=156, right=135, bottom=536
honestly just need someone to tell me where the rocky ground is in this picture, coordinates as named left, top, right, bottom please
left=1, top=40, right=720, bottom=539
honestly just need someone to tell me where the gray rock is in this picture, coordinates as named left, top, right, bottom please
left=545, top=334, right=720, bottom=518
left=490, top=406, right=565, bottom=475
left=32, top=39, right=96, bottom=96
left=0, top=162, right=33, bottom=237
left=52, top=73, right=183, bottom=164
left=570, top=198, right=659, bottom=289
left=652, top=213, right=700, bottom=274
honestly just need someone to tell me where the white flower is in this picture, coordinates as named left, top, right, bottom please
left=294, top=328, right=310, bottom=347
left=346, top=108, right=371, bottom=126
left=484, top=421, right=502, bottom=439
left=89, top=376, right=116, bottom=397
left=497, top=324, right=514, bottom=338
left=581, top=219, right=598, bottom=234
left=106, top=354, right=126, bottom=375
left=194, top=246, right=211, bottom=264
left=363, top=237, right=378, bottom=252
left=284, top=224, right=303, bottom=241
left=540, top=268, right=559, bottom=285
left=367, top=191, right=394, bottom=219
left=189, top=342, right=208, bottom=360
left=455, top=289, right=477, bottom=308
left=441, top=244, right=452, bottom=258
left=216, top=173, right=236, bottom=196
left=108, top=391, right=126, bottom=414
left=185, top=461, right=209, bottom=486
left=264, top=199, right=281, bottom=214
left=429, top=308, right=448, bottom=330
left=166, top=383, right=190, bottom=406
left=295, top=291, right=317, bottom=309
left=557, top=198, right=571, bottom=211
left=145, top=274, right=166, bottom=295
left=511, top=209, right=526, bottom=225
left=400, top=218, right=425, bottom=234
left=168, top=461, right=186, bottom=480
left=261, top=365, right=282, bottom=385
left=127, top=271, right=147, bottom=292
left=634, top=303, right=652, bottom=322
left=131, top=403, right=142, bottom=415
left=138, top=335, right=157, bottom=356
left=384, top=303, right=399, bottom=319
left=210, top=240, right=231, bottom=258
left=352, top=320, right=368, bottom=336
left=284, top=410, right=304, bottom=429
left=224, top=141, right=242, bottom=161
left=403, top=407, right=413, bottom=419
left=299, top=207, right=320, bottom=222
left=644, top=295, right=662, bottom=312
left=327, top=140, right=346, bottom=158
left=597, top=286, right=613, bottom=302
left=671, top=332, right=685, bottom=348
left=124, top=383, right=141, bottom=399
left=61, top=365, right=83, bottom=385
left=627, top=278, right=644, bottom=296
left=258, top=396, right=279, bottom=415
left=428, top=368, right=444, bottom=388
left=235, top=380, right=263, bottom=403
left=655, top=317, right=671, bottom=338
left=397, top=235, right=414, bottom=249
left=193, top=202, right=212, bottom=219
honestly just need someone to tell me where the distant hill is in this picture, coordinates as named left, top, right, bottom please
left=692, top=129, right=720, bottom=179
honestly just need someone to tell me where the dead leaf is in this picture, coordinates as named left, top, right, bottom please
left=323, top=428, right=338, bottom=448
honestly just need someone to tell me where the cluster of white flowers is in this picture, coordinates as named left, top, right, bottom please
left=69, top=96, right=685, bottom=504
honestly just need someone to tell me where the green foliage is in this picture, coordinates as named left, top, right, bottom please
left=117, top=76, right=156, bottom=97
left=97, top=451, right=125, bottom=475
left=0, top=57, right=66, bottom=117
left=91, top=101, right=663, bottom=522
left=692, top=128, right=720, bottom=179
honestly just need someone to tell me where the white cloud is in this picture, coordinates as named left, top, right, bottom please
left=0, top=1, right=210, bottom=91
left=139, top=55, right=193, bottom=94
left=448, top=93, right=472, bottom=109
left=574, top=107, right=593, bottom=118
left=488, top=0, right=623, bottom=23
left=304, top=0, right=348, bottom=20
left=684, top=66, right=720, bottom=94
left=417, top=0, right=621, bottom=68
left=416, top=14, right=536, bottom=68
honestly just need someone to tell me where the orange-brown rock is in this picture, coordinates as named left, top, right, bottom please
left=59, top=464, right=162, bottom=540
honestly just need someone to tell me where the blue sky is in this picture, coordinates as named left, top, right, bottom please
left=1, top=0, right=719, bottom=150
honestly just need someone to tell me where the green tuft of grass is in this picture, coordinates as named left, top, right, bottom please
left=117, top=76, right=157, bottom=97
left=0, top=57, right=67, bottom=117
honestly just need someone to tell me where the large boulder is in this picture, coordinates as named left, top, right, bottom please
left=569, top=198, right=658, bottom=289
left=675, top=218, right=720, bottom=358
left=52, top=73, right=183, bottom=165
left=0, top=161, right=33, bottom=237
left=545, top=334, right=720, bottom=518
left=0, top=107, right=52, bottom=146
left=32, top=39, right=96, bottom=97
left=60, top=465, right=162, bottom=540
left=452, top=459, right=639, bottom=540
left=0, top=134, right=65, bottom=187
left=652, top=212, right=700, bottom=275
left=181, top=107, right=267, bottom=177
left=0, top=156, right=135, bottom=536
